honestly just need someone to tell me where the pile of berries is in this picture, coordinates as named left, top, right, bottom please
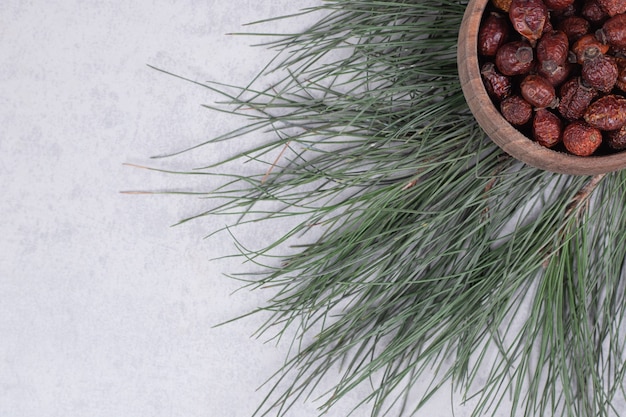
left=478, top=0, right=626, bottom=156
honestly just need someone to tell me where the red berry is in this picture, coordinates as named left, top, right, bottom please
left=584, top=95, right=626, bottom=131
left=563, top=121, right=603, bottom=156
left=607, top=126, right=626, bottom=150
left=496, top=41, right=535, bottom=75
left=582, top=0, right=609, bottom=25
left=557, top=16, right=591, bottom=43
left=521, top=74, right=558, bottom=108
left=597, top=14, right=626, bottom=49
left=479, top=13, right=510, bottom=56
left=537, top=30, right=570, bottom=67
left=481, top=62, right=513, bottom=101
left=582, top=54, right=618, bottom=93
left=509, top=0, right=549, bottom=45
left=501, top=95, right=533, bottom=125
left=572, top=34, right=610, bottom=64
left=558, top=77, right=599, bottom=121
left=533, top=108, right=563, bottom=147
left=596, top=0, right=626, bottom=17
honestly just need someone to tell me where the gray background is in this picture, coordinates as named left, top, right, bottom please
left=1, top=1, right=492, bottom=416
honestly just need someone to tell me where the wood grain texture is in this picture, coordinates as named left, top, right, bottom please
left=457, top=0, right=626, bottom=175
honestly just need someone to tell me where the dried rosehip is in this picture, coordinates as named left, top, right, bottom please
left=538, top=61, right=572, bottom=86
left=582, top=0, right=609, bottom=25
left=571, top=33, right=610, bottom=63
left=584, top=95, right=626, bottom=130
left=533, top=108, right=563, bottom=147
left=521, top=74, right=558, bottom=108
left=492, top=0, right=513, bottom=12
left=479, top=13, right=510, bottom=56
left=536, top=30, right=570, bottom=68
left=596, top=0, right=626, bottom=17
left=509, top=0, right=549, bottom=45
left=481, top=62, right=513, bottom=101
left=616, top=57, right=626, bottom=91
left=475, top=0, right=626, bottom=158
left=501, top=95, right=533, bottom=125
left=551, top=3, right=577, bottom=19
left=544, top=0, right=575, bottom=11
left=495, top=41, right=535, bottom=75
left=558, top=77, right=599, bottom=121
left=582, top=54, right=618, bottom=93
left=563, top=121, right=603, bottom=155
left=557, top=16, right=591, bottom=43
left=606, top=125, right=626, bottom=149
left=597, top=14, right=626, bottom=49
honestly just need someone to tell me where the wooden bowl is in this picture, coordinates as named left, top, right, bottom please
left=457, top=0, right=626, bottom=175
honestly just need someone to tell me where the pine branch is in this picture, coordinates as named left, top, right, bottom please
left=146, top=1, right=626, bottom=416
left=565, top=174, right=607, bottom=220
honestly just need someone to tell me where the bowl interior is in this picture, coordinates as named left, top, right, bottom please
left=457, top=0, right=626, bottom=175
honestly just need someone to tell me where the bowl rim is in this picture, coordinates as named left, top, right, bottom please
left=457, top=0, right=626, bottom=175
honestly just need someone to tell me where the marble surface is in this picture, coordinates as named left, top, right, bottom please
left=1, top=2, right=491, bottom=416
